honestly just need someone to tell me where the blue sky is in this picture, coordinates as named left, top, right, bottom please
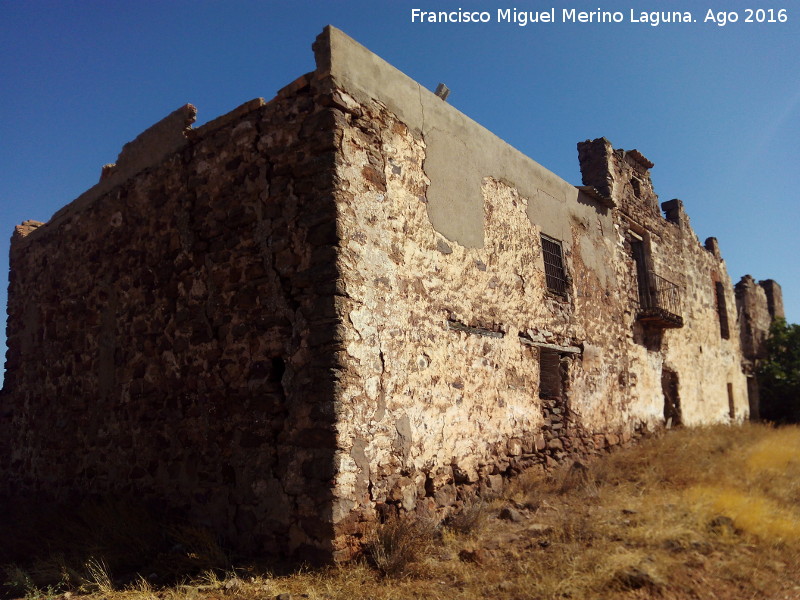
left=1, top=0, right=798, bottom=381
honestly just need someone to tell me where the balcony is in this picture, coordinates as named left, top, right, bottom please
left=636, top=271, right=683, bottom=328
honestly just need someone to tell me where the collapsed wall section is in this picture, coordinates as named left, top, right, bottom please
left=2, top=75, right=344, bottom=559
left=734, top=275, right=784, bottom=419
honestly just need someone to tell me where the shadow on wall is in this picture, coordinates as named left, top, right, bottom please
left=0, top=79, right=344, bottom=565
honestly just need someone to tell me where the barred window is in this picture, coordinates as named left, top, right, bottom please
left=541, top=235, right=568, bottom=295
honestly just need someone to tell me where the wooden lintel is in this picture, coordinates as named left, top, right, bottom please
left=518, top=336, right=581, bottom=354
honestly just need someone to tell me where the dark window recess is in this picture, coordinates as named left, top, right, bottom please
left=541, top=235, right=568, bottom=295
left=631, top=234, right=683, bottom=329
left=715, top=281, right=730, bottom=340
left=539, top=348, right=562, bottom=399
left=631, top=238, right=650, bottom=307
left=269, top=357, right=286, bottom=383
left=727, top=383, right=735, bottom=419
left=662, top=367, right=681, bottom=427
left=630, top=177, right=642, bottom=199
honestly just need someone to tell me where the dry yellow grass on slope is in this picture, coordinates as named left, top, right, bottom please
left=4, top=423, right=800, bottom=600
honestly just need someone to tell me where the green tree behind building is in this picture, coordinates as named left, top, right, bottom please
left=758, top=318, right=800, bottom=423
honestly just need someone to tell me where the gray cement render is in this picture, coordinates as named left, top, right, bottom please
left=21, top=25, right=617, bottom=303
left=317, top=26, right=614, bottom=285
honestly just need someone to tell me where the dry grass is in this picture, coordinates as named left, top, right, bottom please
left=5, top=423, right=800, bottom=600
left=442, top=493, right=490, bottom=535
left=365, top=513, right=436, bottom=578
left=0, top=499, right=230, bottom=596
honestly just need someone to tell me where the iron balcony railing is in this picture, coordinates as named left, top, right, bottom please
left=636, top=270, right=684, bottom=328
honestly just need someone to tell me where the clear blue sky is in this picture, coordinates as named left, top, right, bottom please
left=1, top=0, right=798, bottom=383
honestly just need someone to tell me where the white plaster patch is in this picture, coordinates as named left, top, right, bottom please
left=365, top=376, right=380, bottom=400
left=349, top=306, right=378, bottom=339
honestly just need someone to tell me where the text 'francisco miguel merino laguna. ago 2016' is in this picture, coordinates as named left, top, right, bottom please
left=410, top=8, right=789, bottom=27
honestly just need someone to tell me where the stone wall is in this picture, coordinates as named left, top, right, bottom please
left=323, top=28, right=748, bottom=557
left=734, top=275, right=785, bottom=419
left=735, top=275, right=774, bottom=363
left=578, top=138, right=746, bottom=426
left=2, top=72, right=345, bottom=560
left=760, top=279, right=785, bottom=321
left=1, top=25, right=768, bottom=562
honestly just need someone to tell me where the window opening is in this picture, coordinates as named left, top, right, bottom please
left=630, top=235, right=651, bottom=307
left=630, top=230, right=683, bottom=329
left=269, top=357, right=286, bottom=383
left=727, top=382, right=735, bottom=419
left=541, top=235, right=568, bottom=296
left=714, top=281, right=730, bottom=339
left=661, top=367, right=681, bottom=427
left=539, top=348, right=562, bottom=400
left=630, top=177, right=642, bottom=199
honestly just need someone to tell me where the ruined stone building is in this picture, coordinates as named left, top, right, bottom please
left=734, top=276, right=785, bottom=419
left=0, top=27, right=781, bottom=561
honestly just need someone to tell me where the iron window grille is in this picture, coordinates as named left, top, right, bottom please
left=541, top=235, right=568, bottom=296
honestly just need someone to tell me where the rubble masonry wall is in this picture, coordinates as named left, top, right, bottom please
left=2, top=75, right=344, bottom=559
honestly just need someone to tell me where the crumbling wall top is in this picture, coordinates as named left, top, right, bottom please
left=704, top=236, right=722, bottom=259
left=578, top=137, right=663, bottom=217
left=13, top=94, right=274, bottom=250
left=47, top=104, right=197, bottom=227
left=106, top=104, right=197, bottom=181
left=12, top=220, right=44, bottom=240
left=662, top=199, right=686, bottom=227
left=759, top=279, right=785, bottom=320
left=618, top=148, right=654, bottom=172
